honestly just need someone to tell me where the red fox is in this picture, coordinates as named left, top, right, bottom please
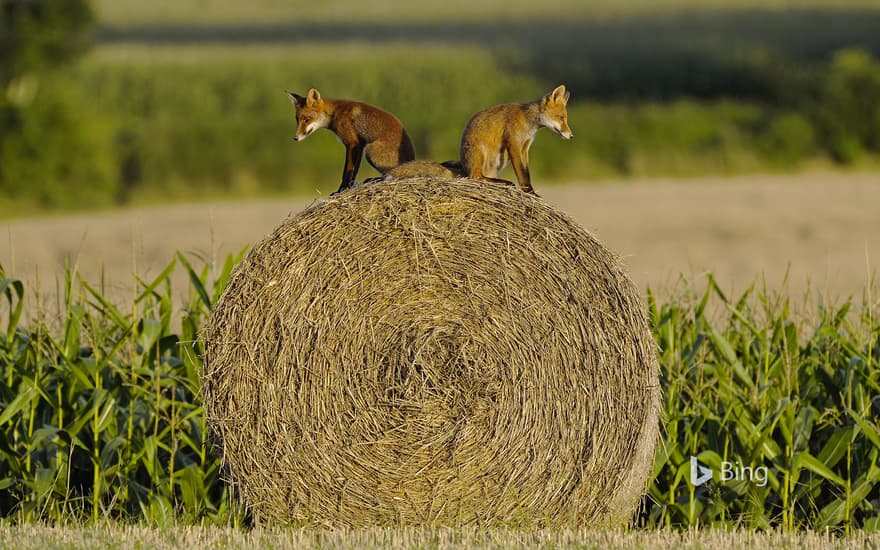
left=286, top=88, right=416, bottom=193
left=384, top=159, right=464, bottom=180
left=460, top=84, right=573, bottom=195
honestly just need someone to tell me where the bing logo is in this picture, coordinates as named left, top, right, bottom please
left=689, top=456, right=770, bottom=487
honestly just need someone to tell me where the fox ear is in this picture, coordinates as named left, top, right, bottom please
left=286, top=91, right=305, bottom=106
left=548, top=84, right=569, bottom=105
left=306, top=88, right=321, bottom=105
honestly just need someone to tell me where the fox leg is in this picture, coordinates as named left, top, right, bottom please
left=481, top=176, right=515, bottom=186
left=509, top=143, right=536, bottom=195
left=337, top=143, right=364, bottom=193
left=363, top=142, right=399, bottom=175
left=474, top=148, right=514, bottom=186
left=469, top=163, right=514, bottom=187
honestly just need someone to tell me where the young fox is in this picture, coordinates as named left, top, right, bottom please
left=384, top=159, right=464, bottom=180
left=460, top=84, right=573, bottom=195
left=286, top=88, right=416, bottom=193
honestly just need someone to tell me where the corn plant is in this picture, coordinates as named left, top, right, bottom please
left=1, top=258, right=878, bottom=529
left=645, top=275, right=880, bottom=532
left=0, top=252, right=244, bottom=525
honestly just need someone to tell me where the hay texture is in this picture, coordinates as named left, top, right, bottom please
left=201, top=177, right=660, bottom=527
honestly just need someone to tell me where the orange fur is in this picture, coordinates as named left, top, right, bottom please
left=460, top=84, right=573, bottom=195
left=287, top=88, right=416, bottom=193
left=385, top=160, right=464, bottom=180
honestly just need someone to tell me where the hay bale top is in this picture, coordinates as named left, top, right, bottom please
left=202, top=177, right=659, bottom=527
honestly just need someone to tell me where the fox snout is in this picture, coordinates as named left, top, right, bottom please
left=293, top=128, right=312, bottom=142
left=293, top=118, right=324, bottom=142
left=554, top=123, right=574, bottom=140
left=541, top=112, right=573, bottom=140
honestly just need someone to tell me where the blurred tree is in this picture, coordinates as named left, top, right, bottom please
left=1, top=0, right=94, bottom=88
left=812, top=49, right=880, bottom=163
left=0, top=1, right=116, bottom=211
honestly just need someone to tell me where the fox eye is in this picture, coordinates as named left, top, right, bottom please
left=301, top=115, right=311, bottom=122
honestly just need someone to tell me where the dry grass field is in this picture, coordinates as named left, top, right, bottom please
left=2, top=525, right=878, bottom=550
left=1, top=171, right=878, bottom=319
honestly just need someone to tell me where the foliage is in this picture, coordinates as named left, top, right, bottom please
left=645, top=276, right=880, bottom=532
left=0, top=78, right=116, bottom=210
left=1, top=258, right=878, bottom=530
left=0, top=0, right=93, bottom=86
left=0, top=255, right=245, bottom=524
left=61, top=46, right=541, bottom=203
left=0, top=0, right=99, bottom=210
left=4, top=5, right=880, bottom=212
left=6, top=44, right=880, bottom=212
left=809, top=49, right=880, bottom=163
left=94, top=0, right=880, bottom=26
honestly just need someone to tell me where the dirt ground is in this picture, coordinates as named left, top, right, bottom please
left=1, top=171, right=878, bottom=317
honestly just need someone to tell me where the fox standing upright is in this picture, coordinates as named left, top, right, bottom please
left=286, top=88, right=416, bottom=193
left=460, top=84, right=573, bottom=195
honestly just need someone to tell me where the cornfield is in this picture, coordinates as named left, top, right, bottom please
left=0, top=257, right=878, bottom=530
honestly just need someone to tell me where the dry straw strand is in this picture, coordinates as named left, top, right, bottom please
left=201, top=177, right=660, bottom=527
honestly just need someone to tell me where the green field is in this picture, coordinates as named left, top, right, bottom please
left=0, top=258, right=878, bottom=530
left=2, top=1, right=880, bottom=214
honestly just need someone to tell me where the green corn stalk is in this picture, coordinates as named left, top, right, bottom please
left=644, top=274, right=880, bottom=531
left=1, top=258, right=878, bottom=528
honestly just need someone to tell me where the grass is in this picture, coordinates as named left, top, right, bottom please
left=0, top=254, right=878, bottom=529
left=2, top=524, right=879, bottom=549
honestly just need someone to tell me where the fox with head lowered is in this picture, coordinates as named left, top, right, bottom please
left=460, top=84, right=573, bottom=195
left=287, top=88, right=416, bottom=193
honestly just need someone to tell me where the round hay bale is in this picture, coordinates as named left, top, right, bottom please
left=201, top=177, right=660, bottom=527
